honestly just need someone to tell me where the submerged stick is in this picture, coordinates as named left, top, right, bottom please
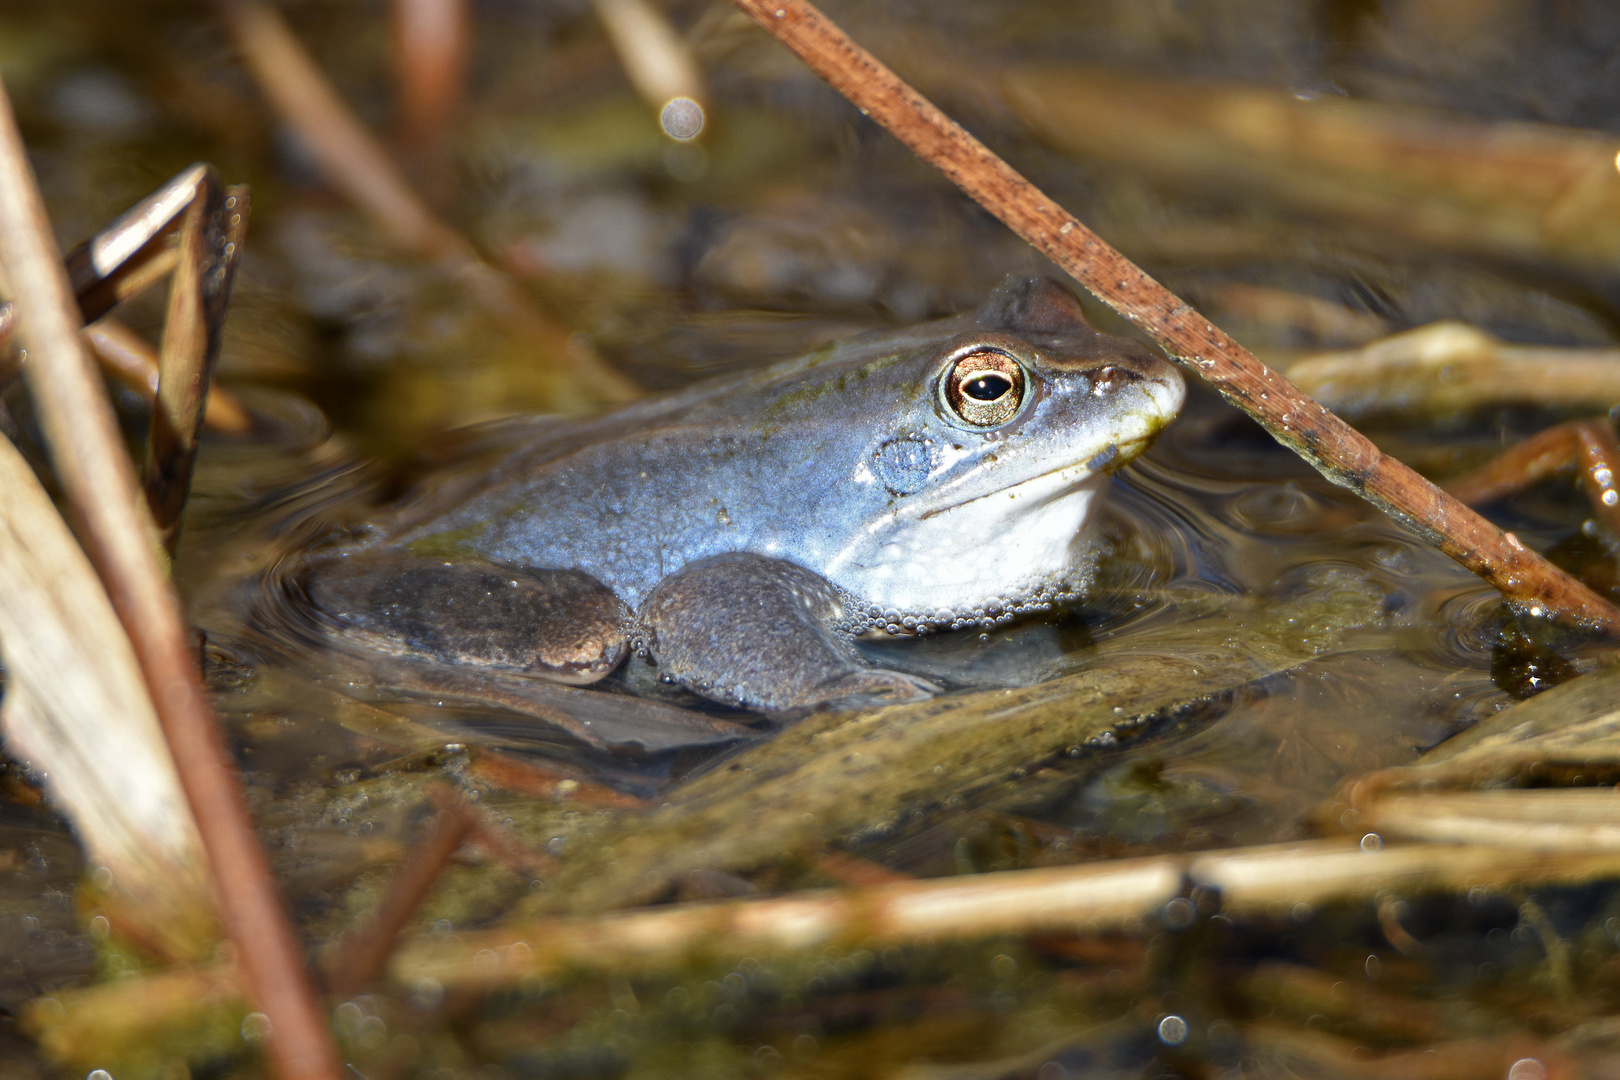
left=391, top=837, right=1620, bottom=991
left=1444, top=418, right=1620, bottom=541
left=729, top=0, right=1620, bottom=634
left=0, top=80, right=343, bottom=1080
left=323, top=798, right=478, bottom=996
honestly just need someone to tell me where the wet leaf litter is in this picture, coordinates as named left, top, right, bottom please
left=3, top=2, right=1620, bottom=1079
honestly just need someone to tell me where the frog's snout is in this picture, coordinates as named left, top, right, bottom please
left=1086, top=354, right=1185, bottom=436
left=1087, top=357, right=1184, bottom=472
left=1140, top=360, right=1186, bottom=431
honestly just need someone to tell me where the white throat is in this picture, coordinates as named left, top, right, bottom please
left=822, top=464, right=1108, bottom=618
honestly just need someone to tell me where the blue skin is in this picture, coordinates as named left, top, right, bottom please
left=305, top=277, right=1185, bottom=714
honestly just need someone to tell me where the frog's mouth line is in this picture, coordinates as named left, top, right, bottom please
left=915, top=434, right=1153, bottom=521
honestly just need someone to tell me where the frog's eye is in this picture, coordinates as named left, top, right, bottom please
left=943, top=348, right=1026, bottom=427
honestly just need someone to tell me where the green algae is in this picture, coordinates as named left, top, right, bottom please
left=508, top=597, right=1323, bottom=918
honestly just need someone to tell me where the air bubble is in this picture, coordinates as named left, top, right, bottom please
left=660, top=97, right=705, bottom=140
left=1157, top=1015, right=1189, bottom=1046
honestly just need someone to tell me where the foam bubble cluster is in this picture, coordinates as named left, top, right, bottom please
left=835, top=576, right=1087, bottom=638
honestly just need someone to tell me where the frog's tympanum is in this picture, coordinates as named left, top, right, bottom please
left=293, top=277, right=1184, bottom=726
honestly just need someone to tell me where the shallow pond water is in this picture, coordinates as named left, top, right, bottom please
left=5, top=1, right=1620, bottom=1077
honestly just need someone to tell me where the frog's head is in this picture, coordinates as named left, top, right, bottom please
left=828, top=275, right=1184, bottom=622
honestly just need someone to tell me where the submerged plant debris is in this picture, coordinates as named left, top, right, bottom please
left=6, top=1, right=1620, bottom=1078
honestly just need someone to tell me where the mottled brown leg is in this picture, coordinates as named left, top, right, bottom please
left=304, top=552, right=629, bottom=684
left=639, top=552, right=936, bottom=713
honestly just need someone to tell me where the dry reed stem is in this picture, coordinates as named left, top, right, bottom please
left=1360, top=789, right=1620, bottom=852
left=223, top=0, right=640, bottom=404
left=143, top=173, right=249, bottom=553
left=391, top=837, right=1620, bottom=990
left=65, top=163, right=201, bottom=323
left=56, top=163, right=253, bottom=436
left=593, top=0, right=706, bottom=117
left=35, top=834, right=1620, bottom=1043
left=394, top=0, right=468, bottom=151
left=1003, top=66, right=1620, bottom=277
left=423, top=854, right=1181, bottom=988
left=0, top=80, right=343, bottom=1080
left=86, top=317, right=253, bottom=435
left=0, top=429, right=213, bottom=961
left=0, top=309, right=251, bottom=433
left=729, top=0, right=1620, bottom=634
left=1287, top=322, right=1620, bottom=418
left=223, top=0, right=461, bottom=259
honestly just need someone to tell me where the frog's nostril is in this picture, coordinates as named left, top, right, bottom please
left=1090, top=364, right=1144, bottom=395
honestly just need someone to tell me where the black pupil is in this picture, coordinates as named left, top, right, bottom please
left=962, top=373, right=1012, bottom=401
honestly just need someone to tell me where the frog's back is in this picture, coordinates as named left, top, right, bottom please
left=374, top=276, right=1184, bottom=618
left=287, top=277, right=1185, bottom=721
left=384, top=319, right=957, bottom=607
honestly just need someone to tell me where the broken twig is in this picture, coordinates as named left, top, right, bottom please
left=729, top=0, right=1620, bottom=633
left=1444, top=418, right=1620, bottom=540
left=142, top=169, right=249, bottom=553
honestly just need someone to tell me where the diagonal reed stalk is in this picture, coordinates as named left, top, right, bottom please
left=730, top=0, right=1620, bottom=634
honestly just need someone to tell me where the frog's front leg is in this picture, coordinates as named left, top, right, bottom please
left=638, top=553, right=937, bottom=712
left=306, top=553, right=629, bottom=683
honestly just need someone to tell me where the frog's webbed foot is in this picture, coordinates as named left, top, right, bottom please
left=639, top=553, right=938, bottom=713
left=303, top=552, right=630, bottom=684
